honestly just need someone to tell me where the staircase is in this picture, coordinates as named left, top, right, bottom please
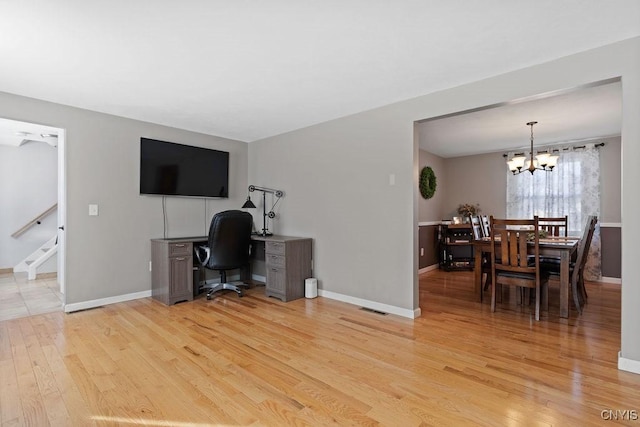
left=13, top=235, right=58, bottom=280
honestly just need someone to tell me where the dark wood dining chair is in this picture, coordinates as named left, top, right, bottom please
left=539, top=216, right=568, bottom=237
left=480, top=215, right=490, bottom=238
left=537, top=216, right=569, bottom=267
left=470, top=215, right=491, bottom=301
left=490, top=216, right=549, bottom=321
left=469, top=215, right=483, bottom=240
left=542, top=215, right=597, bottom=314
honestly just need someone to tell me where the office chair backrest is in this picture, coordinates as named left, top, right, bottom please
left=207, top=210, right=253, bottom=271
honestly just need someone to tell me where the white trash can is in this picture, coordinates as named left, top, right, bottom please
left=305, top=278, right=318, bottom=298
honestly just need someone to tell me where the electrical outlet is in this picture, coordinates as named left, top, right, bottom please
left=420, top=248, right=424, bottom=256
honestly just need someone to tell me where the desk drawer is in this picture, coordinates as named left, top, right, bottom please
left=266, top=241, right=286, bottom=255
left=169, top=243, right=191, bottom=257
left=266, top=254, right=285, bottom=268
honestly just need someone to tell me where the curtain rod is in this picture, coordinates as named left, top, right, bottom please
left=502, top=142, right=605, bottom=158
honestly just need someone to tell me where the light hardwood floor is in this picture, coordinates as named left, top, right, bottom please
left=1, top=270, right=638, bottom=426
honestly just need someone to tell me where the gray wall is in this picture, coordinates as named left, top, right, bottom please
left=600, top=136, right=622, bottom=223
left=420, top=137, right=621, bottom=222
left=442, top=152, right=508, bottom=219
left=0, top=38, right=637, bottom=368
left=419, top=137, right=622, bottom=277
left=0, top=92, right=248, bottom=305
left=417, top=149, right=447, bottom=222
left=0, top=142, right=57, bottom=271
left=250, top=38, right=640, bottom=365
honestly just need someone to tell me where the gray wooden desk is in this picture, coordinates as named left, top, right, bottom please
left=151, top=234, right=312, bottom=305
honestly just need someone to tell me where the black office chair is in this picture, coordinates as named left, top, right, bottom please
left=194, top=210, right=253, bottom=300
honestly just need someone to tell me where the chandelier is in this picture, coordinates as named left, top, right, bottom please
left=506, top=121, right=558, bottom=175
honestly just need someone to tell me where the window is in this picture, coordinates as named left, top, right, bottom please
left=506, top=145, right=601, bottom=278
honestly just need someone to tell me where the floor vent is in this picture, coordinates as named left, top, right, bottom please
left=68, top=306, right=103, bottom=313
left=360, top=307, right=388, bottom=316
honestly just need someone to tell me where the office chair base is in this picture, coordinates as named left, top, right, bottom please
left=201, top=280, right=248, bottom=300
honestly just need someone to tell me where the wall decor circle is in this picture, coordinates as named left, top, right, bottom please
left=419, top=166, right=437, bottom=199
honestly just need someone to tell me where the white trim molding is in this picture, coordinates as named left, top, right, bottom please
left=618, top=352, right=640, bottom=375
left=64, top=290, right=152, bottom=313
left=419, top=264, right=439, bottom=275
left=599, top=276, right=622, bottom=285
left=318, top=289, right=421, bottom=319
left=418, top=221, right=441, bottom=226
left=600, top=222, right=622, bottom=228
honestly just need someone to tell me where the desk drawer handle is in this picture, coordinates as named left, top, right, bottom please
left=174, top=244, right=186, bottom=247
left=175, top=257, right=186, bottom=261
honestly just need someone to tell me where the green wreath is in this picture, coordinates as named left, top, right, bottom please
left=419, top=166, right=437, bottom=199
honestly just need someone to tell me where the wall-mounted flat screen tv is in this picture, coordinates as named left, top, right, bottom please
left=140, top=138, right=229, bottom=198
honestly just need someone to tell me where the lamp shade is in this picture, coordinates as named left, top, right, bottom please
left=535, top=152, right=551, bottom=167
left=242, top=197, right=256, bottom=209
left=511, top=155, right=526, bottom=170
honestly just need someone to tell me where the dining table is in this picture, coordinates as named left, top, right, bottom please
left=473, top=235, right=580, bottom=318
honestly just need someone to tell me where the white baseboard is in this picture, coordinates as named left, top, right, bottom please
left=64, top=290, right=152, bottom=313
left=419, top=264, right=439, bottom=275
left=318, top=289, right=420, bottom=319
left=599, top=276, right=622, bottom=285
left=618, top=352, right=640, bottom=375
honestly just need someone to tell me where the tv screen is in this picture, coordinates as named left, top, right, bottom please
left=140, top=138, right=229, bottom=198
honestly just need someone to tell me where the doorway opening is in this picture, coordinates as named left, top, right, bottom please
left=0, top=117, right=66, bottom=319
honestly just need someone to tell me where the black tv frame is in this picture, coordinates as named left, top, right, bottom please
left=139, top=137, right=229, bottom=198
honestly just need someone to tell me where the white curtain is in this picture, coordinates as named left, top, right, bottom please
left=506, top=145, right=601, bottom=280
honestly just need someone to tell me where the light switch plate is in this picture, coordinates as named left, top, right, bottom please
left=89, top=204, right=99, bottom=216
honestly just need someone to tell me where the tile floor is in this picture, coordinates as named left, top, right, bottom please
left=0, top=272, right=63, bottom=321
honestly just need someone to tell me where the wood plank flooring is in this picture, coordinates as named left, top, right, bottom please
left=1, top=270, right=639, bottom=426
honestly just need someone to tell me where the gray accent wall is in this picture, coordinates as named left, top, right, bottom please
left=0, top=92, right=248, bottom=305
left=250, top=38, right=640, bottom=367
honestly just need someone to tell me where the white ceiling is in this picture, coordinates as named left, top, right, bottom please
left=0, top=1, right=639, bottom=143
left=417, top=80, right=622, bottom=158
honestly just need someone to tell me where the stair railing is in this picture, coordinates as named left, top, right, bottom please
left=11, top=203, right=58, bottom=238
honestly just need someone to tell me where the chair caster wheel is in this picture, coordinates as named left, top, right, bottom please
left=206, top=295, right=212, bottom=300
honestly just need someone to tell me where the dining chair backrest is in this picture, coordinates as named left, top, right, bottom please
left=569, top=215, right=598, bottom=312
left=573, top=215, right=598, bottom=282
left=480, top=215, right=491, bottom=238
left=490, top=216, right=545, bottom=320
left=469, top=215, right=483, bottom=240
left=539, top=216, right=568, bottom=237
left=490, top=217, right=540, bottom=272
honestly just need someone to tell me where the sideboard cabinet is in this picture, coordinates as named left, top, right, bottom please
left=438, top=224, right=474, bottom=271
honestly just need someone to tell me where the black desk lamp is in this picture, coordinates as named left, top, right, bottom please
left=241, top=185, right=284, bottom=236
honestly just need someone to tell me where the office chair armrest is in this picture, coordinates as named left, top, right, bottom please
left=194, top=245, right=210, bottom=266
